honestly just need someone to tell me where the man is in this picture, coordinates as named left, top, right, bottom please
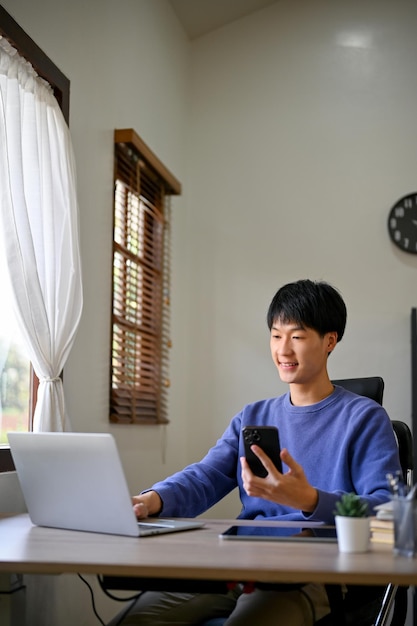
left=110, top=279, right=401, bottom=626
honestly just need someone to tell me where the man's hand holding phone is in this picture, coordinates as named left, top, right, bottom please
left=241, top=427, right=318, bottom=513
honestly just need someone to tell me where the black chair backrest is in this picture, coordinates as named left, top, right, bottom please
left=332, top=376, right=384, bottom=405
left=392, top=420, right=414, bottom=480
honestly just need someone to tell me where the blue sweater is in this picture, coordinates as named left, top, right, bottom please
left=149, top=386, right=401, bottom=523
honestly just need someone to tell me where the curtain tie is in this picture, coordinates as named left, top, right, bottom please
left=40, top=377, right=61, bottom=383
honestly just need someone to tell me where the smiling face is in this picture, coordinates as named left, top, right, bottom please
left=270, top=320, right=338, bottom=389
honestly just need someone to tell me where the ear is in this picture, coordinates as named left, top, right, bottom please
left=326, top=331, right=338, bottom=354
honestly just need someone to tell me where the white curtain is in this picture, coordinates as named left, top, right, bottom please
left=0, top=36, right=83, bottom=431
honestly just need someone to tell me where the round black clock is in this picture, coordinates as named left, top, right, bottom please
left=387, top=193, right=417, bottom=254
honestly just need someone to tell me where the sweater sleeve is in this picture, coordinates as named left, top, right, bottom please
left=144, top=415, right=242, bottom=517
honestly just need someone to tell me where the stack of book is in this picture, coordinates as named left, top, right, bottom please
left=370, top=516, right=394, bottom=545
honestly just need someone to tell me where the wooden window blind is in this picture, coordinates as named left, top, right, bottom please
left=111, top=129, right=181, bottom=424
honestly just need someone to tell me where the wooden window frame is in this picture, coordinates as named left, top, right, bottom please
left=0, top=4, right=70, bottom=471
left=111, top=129, right=181, bottom=425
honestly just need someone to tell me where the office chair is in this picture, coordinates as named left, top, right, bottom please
left=201, top=377, right=412, bottom=626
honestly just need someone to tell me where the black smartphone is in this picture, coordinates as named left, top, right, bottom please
left=242, top=426, right=282, bottom=477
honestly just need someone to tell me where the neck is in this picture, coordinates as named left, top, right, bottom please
left=289, top=378, right=334, bottom=407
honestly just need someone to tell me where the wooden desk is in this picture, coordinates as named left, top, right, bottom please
left=0, top=514, right=416, bottom=587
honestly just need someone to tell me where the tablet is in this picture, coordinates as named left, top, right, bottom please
left=220, top=525, right=337, bottom=542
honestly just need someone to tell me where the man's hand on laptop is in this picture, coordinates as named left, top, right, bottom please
left=132, top=491, right=162, bottom=519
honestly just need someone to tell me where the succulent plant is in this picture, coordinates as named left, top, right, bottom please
left=333, top=492, right=369, bottom=518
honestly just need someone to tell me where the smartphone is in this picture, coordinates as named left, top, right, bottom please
left=242, top=426, right=282, bottom=477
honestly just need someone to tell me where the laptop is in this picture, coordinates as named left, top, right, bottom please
left=7, top=431, right=204, bottom=537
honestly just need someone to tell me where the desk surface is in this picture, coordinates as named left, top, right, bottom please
left=1, top=514, right=416, bottom=586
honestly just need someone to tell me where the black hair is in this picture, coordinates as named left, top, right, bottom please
left=266, top=279, right=347, bottom=343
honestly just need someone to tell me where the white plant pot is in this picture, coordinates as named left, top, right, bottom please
left=335, top=515, right=370, bottom=553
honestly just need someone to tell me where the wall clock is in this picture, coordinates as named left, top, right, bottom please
left=387, top=193, right=417, bottom=254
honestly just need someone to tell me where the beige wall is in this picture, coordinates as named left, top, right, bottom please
left=183, top=0, right=417, bottom=475
left=1, top=0, right=417, bottom=623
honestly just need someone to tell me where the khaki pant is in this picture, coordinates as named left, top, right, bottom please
left=107, top=583, right=330, bottom=626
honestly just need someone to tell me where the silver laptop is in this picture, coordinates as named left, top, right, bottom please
left=8, top=431, right=204, bottom=537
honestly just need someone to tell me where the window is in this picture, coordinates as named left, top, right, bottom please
left=111, top=129, right=181, bottom=424
left=0, top=5, right=70, bottom=471
left=0, top=257, right=31, bottom=445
